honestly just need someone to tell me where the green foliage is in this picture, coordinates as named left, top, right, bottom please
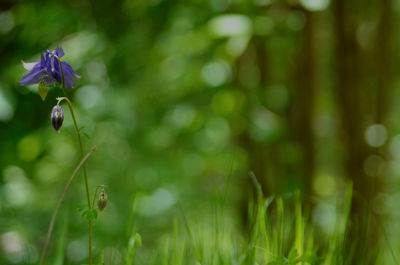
left=38, top=79, right=48, bottom=101
left=82, top=209, right=98, bottom=221
left=1, top=0, right=399, bottom=264
left=148, top=183, right=353, bottom=265
left=124, top=232, right=142, bottom=265
left=73, top=205, right=98, bottom=221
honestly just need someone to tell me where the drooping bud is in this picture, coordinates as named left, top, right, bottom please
left=98, top=187, right=108, bottom=212
left=51, top=105, right=64, bottom=133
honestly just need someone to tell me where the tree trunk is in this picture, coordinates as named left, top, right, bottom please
left=291, top=10, right=316, bottom=202
left=333, top=0, right=393, bottom=262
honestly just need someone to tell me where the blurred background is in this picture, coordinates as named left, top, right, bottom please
left=1, top=0, right=400, bottom=264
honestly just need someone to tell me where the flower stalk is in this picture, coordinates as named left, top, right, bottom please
left=56, top=59, right=93, bottom=265
left=39, top=146, right=97, bottom=265
left=20, top=48, right=96, bottom=265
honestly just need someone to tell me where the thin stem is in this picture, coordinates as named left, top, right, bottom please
left=56, top=57, right=93, bottom=265
left=92, top=186, right=100, bottom=210
left=56, top=96, right=91, bottom=208
left=39, top=146, right=97, bottom=265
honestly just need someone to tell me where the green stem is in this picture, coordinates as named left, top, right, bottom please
left=56, top=56, right=93, bottom=265
left=57, top=97, right=91, bottom=208
left=92, top=186, right=101, bottom=209
left=39, top=146, right=97, bottom=265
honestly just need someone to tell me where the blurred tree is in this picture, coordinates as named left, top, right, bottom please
left=291, top=8, right=316, bottom=202
left=334, top=0, right=394, bottom=262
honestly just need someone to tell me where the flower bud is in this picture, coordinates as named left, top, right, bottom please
left=98, top=190, right=108, bottom=211
left=51, top=105, right=64, bottom=133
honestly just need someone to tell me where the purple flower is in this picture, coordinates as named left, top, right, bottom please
left=20, top=47, right=80, bottom=88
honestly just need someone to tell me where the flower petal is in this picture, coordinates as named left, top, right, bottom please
left=63, top=73, right=76, bottom=88
left=50, top=57, right=62, bottom=83
left=54, top=47, right=64, bottom=58
left=43, top=76, right=56, bottom=85
left=22, top=61, right=39, bottom=71
left=40, top=52, right=46, bottom=66
left=61, top=61, right=80, bottom=79
left=19, top=65, right=47, bottom=86
left=45, top=52, right=52, bottom=74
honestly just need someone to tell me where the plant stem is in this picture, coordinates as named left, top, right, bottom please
left=57, top=57, right=93, bottom=265
left=92, top=186, right=101, bottom=209
left=57, top=96, right=92, bottom=207
left=39, top=146, right=97, bottom=265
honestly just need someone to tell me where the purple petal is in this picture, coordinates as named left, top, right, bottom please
left=50, top=57, right=62, bottom=82
left=40, top=52, right=46, bottom=66
left=54, top=47, right=64, bottom=58
left=63, top=73, right=76, bottom=88
left=19, top=65, right=47, bottom=86
left=61, top=61, right=80, bottom=79
left=45, top=53, right=52, bottom=74
left=43, top=76, right=56, bottom=85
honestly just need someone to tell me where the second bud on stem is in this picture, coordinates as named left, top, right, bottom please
left=98, top=185, right=108, bottom=212
left=51, top=105, right=64, bottom=133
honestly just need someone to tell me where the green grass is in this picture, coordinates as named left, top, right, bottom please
left=119, top=178, right=357, bottom=265
left=46, top=176, right=398, bottom=265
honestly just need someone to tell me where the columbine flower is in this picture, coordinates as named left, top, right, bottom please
left=20, top=47, right=80, bottom=88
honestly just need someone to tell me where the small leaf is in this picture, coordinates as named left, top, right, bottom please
left=71, top=204, right=88, bottom=212
left=288, top=249, right=298, bottom=263
left=297, top=254, right=323, bottom=264
left=134, top=233, right=142, bottom=247
left=78, top=126, right=91, bottom=138
left=267, top=256, right=287, bottom=265
left=82, top=209, right=98, bottom=221
left=82, top=131, right=91, bottom=139
left=38, top=79, right=48, bottom=101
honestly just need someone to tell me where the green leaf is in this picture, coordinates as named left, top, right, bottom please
left=81, top=131, right=91, bottom=139
left=38, top=79, right=48, bottom=101
left=134, top=233, right=142, bottom=247
left=267, top=256, right=287, bottom=265
left=288, top=249, right=298, bottom=263
left=297, top=254, right=323, bottom=264
left=71, top=204, right=88, bottom=212
left=82, top=209, right=98, bottom=221
left=78, top=126, right=91, bottom=138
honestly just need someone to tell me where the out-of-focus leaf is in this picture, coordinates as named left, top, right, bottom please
left=38, top=79, right=48, bottom=101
